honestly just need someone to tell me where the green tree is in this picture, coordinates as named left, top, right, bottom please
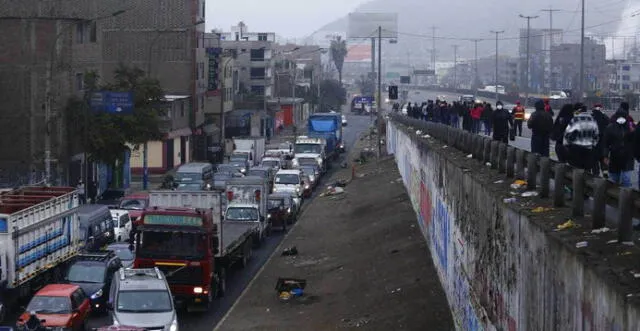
left=319, top=79, right=346, bottom=111
left=65, top=65, right=166, bottom=165
left=330, top=36, right=347, bottom=84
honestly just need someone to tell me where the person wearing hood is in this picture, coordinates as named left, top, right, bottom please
left=551, top=104, right=575, bottom=162
left=563, top=103, right=600, bottom=170
left=492, top=101, right=512, bottom=143
left=543, top=98, right=554, bottom=117
left=590, top=103, right=610, bottom=176
left=603, top=111, right=635, bottom=187
left=481, top=103, right=494, bottom=136
left=527, top=99, right=554, bottom=156
left=616, top=101, right=636, bottom=130
left=462, top=103, right=473, bottom=132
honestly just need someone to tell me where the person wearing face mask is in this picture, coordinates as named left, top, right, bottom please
left=603, top=111, right=634, bottom=187
left=492, top=101, right=512, bottom=143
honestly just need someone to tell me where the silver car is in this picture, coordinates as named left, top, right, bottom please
left=109, top=268, right=178, bottom=331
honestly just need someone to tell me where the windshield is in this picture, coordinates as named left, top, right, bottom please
left=216, top=165, right=238, bottom=174
left=138, top=232, right=206, bottom=259
left=66, top=263, right=106, bottom=283
left=225, top=207, right=259, bottom=221
left=278, top=143, right=291, bottom=150
left=116, top=290, right=173, bottom=313
left=176, top=183, right=204, bottom=191
left=27, top=296, right=71, bottom=314
left=275, top=174, right=299, bottom=185
left=119, top=198, right=147, bottom=210
left=261, top=160, right=279, bottom=168
left=268, top=199, right=284, bottom=209
left=230, top=154, right=248, bottom=162
left=298, top=158, right=318, bottom=166
left=175, top=172, right=202, bottom=182
left=294, top=144, right=322, bottom=154
left=109, top=246, right=134, bottom=261
left=248, top=170, right=267, bottom=178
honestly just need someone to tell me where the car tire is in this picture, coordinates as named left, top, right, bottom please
left=240, top=239, right=252, bottom=269
left=252, top=233, right=262, bottom=248
left=216, top=268, right=227, bottom=298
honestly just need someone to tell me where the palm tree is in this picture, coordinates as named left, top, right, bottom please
left=330, top=36, right=347, bottom=85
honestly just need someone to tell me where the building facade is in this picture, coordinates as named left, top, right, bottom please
left=551, top=39, right=606, bottom=92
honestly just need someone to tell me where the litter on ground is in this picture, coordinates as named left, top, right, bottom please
left=576, top=241, right=588, bottom=248
left=557, top=220, right=577, bottom=230
left=531, top=207, right=552, bottom=213
left=591, top=227, right=610, bottom=234
left=521, top=191, right=538, bottom=197
left=510, top=180, right=527, bottom=189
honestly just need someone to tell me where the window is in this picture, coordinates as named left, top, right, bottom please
left=258, top=33, right=268, bottom=41
left=200, top=95, right=204, bottom=110
left=250, top=67, right=265, bottom=79
left=75, top=23, right=85, bottom=44
left=250, top=48, right=265, bottom=61
left=251, top=85, right=265, bottom=95
left=180, top=101, right=185, bottom=117
left=89, top=21, right=97, bottom=42
left=75, top=73, right=84, bottom=91
left=199, top=62, right=204, bottom=79
left=623, top=65, right=631, bottom=71
left=623, top=75, right=630, bottom=81
left=623, top=84, right=630, bottom=90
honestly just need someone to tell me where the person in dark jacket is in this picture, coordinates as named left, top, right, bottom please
left=527, top=99, right=554, bottom=156
left=413, top=103, right=421, bottom=119
left=406, top=102, right=413, bottom=117
left=481, top=104, right=494, bottom=136
left=426, top=100, right=434, bottom=121
left=590, top=104, right=610, bottom=176
left=462, top=103, right=472, bottom=132
left=492, top=101, right=512, bottom=143
left=603, top=111, right=635, bottom=187
left=563, top=103, right=600, bottom=170
left=551, top=104, right=574, bottom=162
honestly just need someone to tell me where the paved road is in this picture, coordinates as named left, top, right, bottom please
left=0, top=113, right=371, bottom=330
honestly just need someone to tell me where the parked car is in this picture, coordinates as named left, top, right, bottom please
left=16, top=284, right=91, bottom=330
left=65, top=251, right=123, bottom=313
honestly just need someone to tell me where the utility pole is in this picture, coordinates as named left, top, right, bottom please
left=470, top=39, right=482, bottom=96
left=431, top=26, right=437, bottom=84
left=541, top=7, right=561, bottom=92
left=490, top=30, right=505, bottom=101
left=519, top=14, right=539, bottom=107
left=377, top=25, right=382, bottom=169
left=452, top=45, right=459, bottom=90
left=371, top=37, right=376, bottom=79
left=579, top=0, right=585, bottom=101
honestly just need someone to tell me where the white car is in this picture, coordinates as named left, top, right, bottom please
left=273, top=169, right=304, bottom=205
left=341, top=115, right=347, bottom=126
left=109, top=209, right=132, bottom=242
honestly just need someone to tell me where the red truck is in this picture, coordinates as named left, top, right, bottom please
left=132, top=190, right=257, bottom=312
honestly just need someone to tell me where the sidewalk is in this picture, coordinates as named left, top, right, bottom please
left=214, top=140, right=453, bottom=330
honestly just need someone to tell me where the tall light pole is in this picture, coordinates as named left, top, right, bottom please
left=578, top=0, right=585, bottom=101
left=470, top=39, right=482, bottom=96
left=452, top=45, right=459, bottom=89
left=519, top=14, right=538, bottom=107
left=541, top=7, right=561, bottom=92
left=490, top=30, right=505, bottom=101
left=431, top=26, right=438, bottom=84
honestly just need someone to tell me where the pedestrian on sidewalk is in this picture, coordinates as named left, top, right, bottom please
left=563, top=103, right=600, bottom=170
left=462, top=103, right=472, bottom=132
left=528, top=99, right=554, bottom=157
left=512, top=101, right=525, bottom=137
left=492, top=101, right=512, bottom=143
left=551, top=104, right=574, bottom=163
left=481, top=103, right=493, bottom=136
left=603, top=111, right=634, bottom=187
left=76, top=179, right=86, bottom=204
left=470, top=101, right=483, bottom=134
left=590, top=104, right=610, bottom=176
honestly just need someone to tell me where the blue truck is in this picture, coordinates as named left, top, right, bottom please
left=307, top=113, right=344, bottom=160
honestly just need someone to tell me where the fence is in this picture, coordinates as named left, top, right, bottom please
left=390, top=113, right=639, bottom=242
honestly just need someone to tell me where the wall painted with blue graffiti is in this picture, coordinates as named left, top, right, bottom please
left=386, top=119, right=640, bottom=331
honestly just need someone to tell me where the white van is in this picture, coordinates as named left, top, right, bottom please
left=109, top=209, right=132, bottom=242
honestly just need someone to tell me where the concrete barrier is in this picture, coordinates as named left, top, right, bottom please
left=386, top=114, right=640, bottom=331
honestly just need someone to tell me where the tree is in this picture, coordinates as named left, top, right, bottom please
left=65, top=64, right=166, bottom=165
left=330, top=36, right=347, bottom=84
left=319, top=79, right=346, bottom=111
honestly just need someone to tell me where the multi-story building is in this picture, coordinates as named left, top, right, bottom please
left=476, top=56, right=519, bottom=90
left=518, top=28, right=563, bottom=93
left=101, top=0, right=207, bottom=168
left=551, top=39, right=606, bottom=92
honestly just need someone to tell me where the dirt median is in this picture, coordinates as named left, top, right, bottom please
left=214, top=141, right=453, bottom=331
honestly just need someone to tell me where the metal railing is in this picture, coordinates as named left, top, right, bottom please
left=389, top=113, right=638, bottom=242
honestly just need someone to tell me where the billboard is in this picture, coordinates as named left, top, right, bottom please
left=347, top=12, right=399, bottom=39
left=400, top=76, right=411, bottom=84
left=344, top=44, right=371, bottom=63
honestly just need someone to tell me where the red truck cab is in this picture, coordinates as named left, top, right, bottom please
left=132, top=206, right=220, bottom=311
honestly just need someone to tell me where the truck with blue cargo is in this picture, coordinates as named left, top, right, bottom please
left=306, top=113, right=344, bottom=161
left=0, top=186, right=81, bottom=323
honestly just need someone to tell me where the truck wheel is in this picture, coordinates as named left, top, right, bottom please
left=216, top=268, right=227, bottom=298
left=252, top=233, right=262, bottom=248
left=240, top=239, right=252, bottom=269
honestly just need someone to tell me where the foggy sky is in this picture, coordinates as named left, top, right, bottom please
left=206, top=0, right=364, bottom=38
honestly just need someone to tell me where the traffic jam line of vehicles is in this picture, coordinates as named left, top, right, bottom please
left=0, top=112, right=345, bottom=331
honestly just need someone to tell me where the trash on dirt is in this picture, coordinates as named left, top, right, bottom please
left=521, top=191, right=538, bottom=197
left=557, top=220, right=577, bottom=230
left=622, top=241, right=635, bottom=246
left=396, top=177, right=403, bottom=182
left=356, top=173, right=366, bottom=178
left=276, top=277, right=307, bottom=302
left=391, top=288, right=402, bottom=294
left=494, top=180, right=504, bottom=184
left=442, top=145, right=448, bottom=148
left=576, top=241, right=588, bottom=248
left=619, top=251, right=633, bottom=256
left=466, top=154, right=473, bottom=158
left=486, top=162, right=492, bottom=166
left=334, top=179, right=349, bottom=187
left=340, top=161, right=348, bottom=168
left=281, top=246, right=298, bottom=256
left=422, top=134, right=431, bottom=138
left=503, top=198, right=517, bottom=203
left=510, top=180, right=527, bottom=189
left=607, top=239, right=619, bottom=244
left=633, top=272, right=640, bottom=278
left=321, top=186, right=345, bottom=197
left=340, top=317, right=371, bottom=328
left=591, top=227, right=610, bottom=234
left=531, top=207, right=552, bottom=213
left=416, top=130, right=423, bottom=135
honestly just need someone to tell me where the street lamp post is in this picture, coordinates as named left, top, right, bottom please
left=490, top=30, right=505, bottom=101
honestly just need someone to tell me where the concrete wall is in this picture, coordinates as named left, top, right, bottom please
left=386, top=119, right=640, bottom=331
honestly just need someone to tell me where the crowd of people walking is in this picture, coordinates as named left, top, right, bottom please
left=396, top=98, right=640, bottom=189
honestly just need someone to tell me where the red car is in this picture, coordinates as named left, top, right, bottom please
left=17, top=284, right=91, bottom=331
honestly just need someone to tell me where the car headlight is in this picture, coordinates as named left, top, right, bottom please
left=287, top=208, right=291, bottom=213
left=296, top=187, right=300, bottom=192
left=316, top=157, right=322, bottom=164
left=292, top=159, right=299, bottom=166
left=273, top=187, right=277, bottom=192
left=241, top=168, right=246, bottom=173
left=267, top=214, right=271, bottom=218
left=105, top=231, right=111, bottom=237
left=304, top=185, right=310, bottom=189
left=524, top=113, right=531, bottom=120
left=169, top=318, right=179, bottom=331
left=91, top=289, right=103, bottom=299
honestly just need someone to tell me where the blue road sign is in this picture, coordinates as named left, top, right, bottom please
left=354, top=96, right=374, bottom=104
left=91, top=91, right=134, bottom=114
